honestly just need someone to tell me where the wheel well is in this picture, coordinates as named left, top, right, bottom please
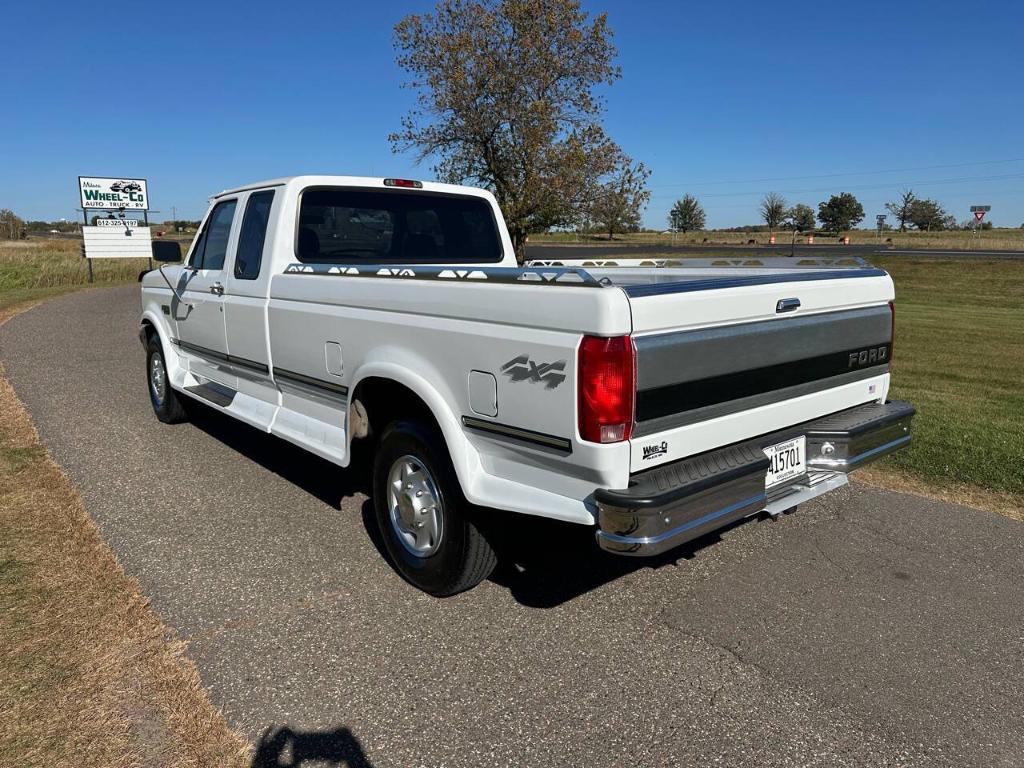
left=140, top=319, right=158, bottom=347
left=351, top=377, right=440, bottom=442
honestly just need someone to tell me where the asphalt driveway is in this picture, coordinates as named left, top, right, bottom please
left=2, top=286, right=1023, bottom=767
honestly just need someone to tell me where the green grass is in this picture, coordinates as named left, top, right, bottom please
left=532, top=227, right=1024, bottom=250
left=869, top=256, right=1024, bottom=497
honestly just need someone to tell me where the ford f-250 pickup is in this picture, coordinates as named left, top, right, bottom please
left=140, top=175, right=915, bottom=596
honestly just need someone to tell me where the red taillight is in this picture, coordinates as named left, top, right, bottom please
left=578, top=335, right=635, bottom=443
left=383, top=178, right=423, bottom=188
left=888, top=300, right=895, bottom=368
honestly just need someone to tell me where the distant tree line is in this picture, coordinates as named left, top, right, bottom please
left=165, top=219, right=202, bottom=231
left=25, top=219, right=78, bottom=233
left=664, top=189, right=994, bottom=235
left=1, top=209, right=27, bottom=239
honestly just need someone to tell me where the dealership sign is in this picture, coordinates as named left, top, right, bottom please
left=79, top=176, right=149, bottom=210
left=82, top=225, right=153, bottom=259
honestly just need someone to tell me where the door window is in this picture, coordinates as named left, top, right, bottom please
left=189, top=199, right=237, bottom=270
left=235, top=191, right=275, bottom=280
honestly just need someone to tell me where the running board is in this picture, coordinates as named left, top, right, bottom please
left=183, top=381, right=237, bottom=408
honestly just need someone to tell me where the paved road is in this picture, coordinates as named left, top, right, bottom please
left=3, top=287, right=1024, bottom=768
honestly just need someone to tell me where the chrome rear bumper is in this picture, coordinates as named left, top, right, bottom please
left=595, top=400, right=914, bottom=556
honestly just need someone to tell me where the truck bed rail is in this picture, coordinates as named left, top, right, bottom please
left=283, top=263, right=606, bottom=287
left=527, top=256, right=871, bottom=269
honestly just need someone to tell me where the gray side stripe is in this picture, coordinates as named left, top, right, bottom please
left=172, top=338, right=269, bottom=374
left=273, top=367, right=349, bottom=398
left=462, top=416, right=572, bottom=454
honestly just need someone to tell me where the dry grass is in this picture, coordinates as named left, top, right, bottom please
left=0, top=238, right=149, bottom=295
left=855, top=468, right=1023, bottom=523
left=0, top=299, right=250, bottom=768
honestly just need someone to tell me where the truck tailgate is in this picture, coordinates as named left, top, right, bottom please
left=592, top=264, right=896, bottom=472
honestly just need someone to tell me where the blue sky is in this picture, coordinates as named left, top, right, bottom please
left=3, top=0, right=1022, bottom=228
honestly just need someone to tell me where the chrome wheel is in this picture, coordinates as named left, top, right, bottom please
left=387, top=455, right=443, bottom=557
left=149, top=352, right=167, bottom=406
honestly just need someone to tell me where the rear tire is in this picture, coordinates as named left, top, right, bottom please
left=373, top=420, right=496, bottom=596
left=146, top=334, right=187, bottom=424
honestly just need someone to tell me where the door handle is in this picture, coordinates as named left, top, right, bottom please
left=211, top=282, right=225, bottom=296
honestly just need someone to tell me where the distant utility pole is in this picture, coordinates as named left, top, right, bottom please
left=170, top=205, right=177, bottom=222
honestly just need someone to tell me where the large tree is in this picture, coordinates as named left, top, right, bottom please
left=390, top=0, right=631, bottom=261
left=760, top=192, right=787, bottom=232
left=885, top=189, right=916, bottom=232
left=589, top=157, right=651, bottom=239
left=668, top=195, right=705, bottom=232
left=786, top=203, right=816, bottom=232
left=906, top=198, right=953, bottom=231
left=817, top=193, right=864, bottom=234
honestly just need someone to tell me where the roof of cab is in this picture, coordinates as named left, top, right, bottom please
left=210, top=175, right=492, bottom=200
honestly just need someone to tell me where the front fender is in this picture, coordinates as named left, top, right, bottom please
left=139, top=306, right=182, bottom=373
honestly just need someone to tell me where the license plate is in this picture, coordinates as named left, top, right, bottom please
left=763, top=436, right=806, bottom=488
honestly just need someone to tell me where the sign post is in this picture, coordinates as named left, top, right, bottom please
left=77, top=177, right=151, bottom=281
left=875, top=214, right=886, bottom=241
left=969, top=205, right=991, bottom=248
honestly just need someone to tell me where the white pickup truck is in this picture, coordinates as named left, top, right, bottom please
left=140, top=175, right=914, bottom=595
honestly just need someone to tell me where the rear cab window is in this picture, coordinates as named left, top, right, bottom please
left=235, top=190, right=275, bottom=280
left=295, top=188, right=502, bottom=263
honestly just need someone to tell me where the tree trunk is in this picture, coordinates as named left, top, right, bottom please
left=510, top=227, right=527, bottom=265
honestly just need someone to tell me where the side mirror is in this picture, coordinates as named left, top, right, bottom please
left=152, top=240, right=182, bottom=263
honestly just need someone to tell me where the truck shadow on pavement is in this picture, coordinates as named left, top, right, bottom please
left=484, top=511, right=752, bottom=607
left=183, top=401, right=371, bottom=508
left=252, top=725, right=374, bottom=767
left=184, top=400, right=759, bottom=608
left=360, top=496, right=755, bottom=608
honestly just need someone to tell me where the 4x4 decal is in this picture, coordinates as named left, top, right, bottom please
left=501, top=355, right=567, bottom=390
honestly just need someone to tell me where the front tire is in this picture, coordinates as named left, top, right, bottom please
left=146, top=334, right=187, bottom=424
left=373, top=420, right=496, bottom=596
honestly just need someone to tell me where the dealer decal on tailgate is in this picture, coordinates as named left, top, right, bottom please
left=642, top=441, right=669, bottom=461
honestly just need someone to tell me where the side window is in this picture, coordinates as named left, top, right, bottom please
left=201, top=200, right=236, bottom=271
left=188, top=221, right=208, bottom=268
left=188, top=200, right=236, bottom=271
left=235, top=191, right=275, bottom=280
